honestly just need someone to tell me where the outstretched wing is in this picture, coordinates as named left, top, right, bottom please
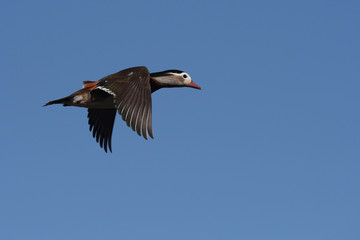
left=95, top=66, right=153, bottom=139
left=87, top=108, right=117, bottom=153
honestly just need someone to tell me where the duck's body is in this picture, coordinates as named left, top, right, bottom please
left=44, top=66, right=201, bottom=152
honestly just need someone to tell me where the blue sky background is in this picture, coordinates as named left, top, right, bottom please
left=1, top=0, right=359, bottom=239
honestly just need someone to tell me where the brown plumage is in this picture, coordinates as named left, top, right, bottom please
left=44, top=66, right=201, bottom=152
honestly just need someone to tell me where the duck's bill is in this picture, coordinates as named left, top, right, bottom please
left=188, top=81, right=201, bottom=90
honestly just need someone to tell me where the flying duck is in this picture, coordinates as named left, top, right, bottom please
left=44, top=66, right=201, bottom=152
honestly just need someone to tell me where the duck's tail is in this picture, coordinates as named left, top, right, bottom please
left=43, top=96, right=73, bottom=107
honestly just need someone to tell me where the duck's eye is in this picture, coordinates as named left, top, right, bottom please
left=183, top=74, right=187, bottom=78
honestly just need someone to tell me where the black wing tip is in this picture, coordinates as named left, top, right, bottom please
left=93, top=133, right=113, bottom=153
left=103, top=146, right=109, bottom=153
left=87, top=108, right=116, bottom=154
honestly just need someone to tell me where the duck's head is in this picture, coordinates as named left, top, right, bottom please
left=150, top=70, right=201, bottom=90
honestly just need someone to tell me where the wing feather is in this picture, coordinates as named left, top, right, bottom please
left=87, top=108, right=116, bottom=153
left=97, top=66, right=153, bottom=140
left=134, top=87, right=145, bottom=136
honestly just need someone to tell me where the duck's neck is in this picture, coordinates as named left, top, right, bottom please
left=150, top=75, right=182, bottom=93
left=150, top=78, right=162, bottom=93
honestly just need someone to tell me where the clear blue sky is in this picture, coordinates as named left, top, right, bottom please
left=1, top=0, right=359, bottom=239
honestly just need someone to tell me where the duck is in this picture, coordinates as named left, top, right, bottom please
left=44, top=66, right=201, bottom=152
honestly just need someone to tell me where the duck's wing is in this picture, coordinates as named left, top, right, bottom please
left=95, top=66, right=153, bottom=139
left=87, top=108, right=117, bottom=153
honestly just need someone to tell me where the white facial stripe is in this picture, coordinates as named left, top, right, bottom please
left=95, top=86, right=116, bottom=96
left=170, top=72, right=184, bottom=77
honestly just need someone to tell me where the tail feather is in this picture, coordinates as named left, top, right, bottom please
left=43, top=97, right=71, bottom=107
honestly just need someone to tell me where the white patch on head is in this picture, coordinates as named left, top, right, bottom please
left=172, top=72, right=192, bottom=85
left=95, top=86, right=116, bottom=96
left=128, top=72, right=134, bottom=77
left=73, top=95, right=83, bottom=103
left=184, top=76, right=191, bottom=85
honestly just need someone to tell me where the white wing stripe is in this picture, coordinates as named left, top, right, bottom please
left=95, top=86, right=116, bottom=96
